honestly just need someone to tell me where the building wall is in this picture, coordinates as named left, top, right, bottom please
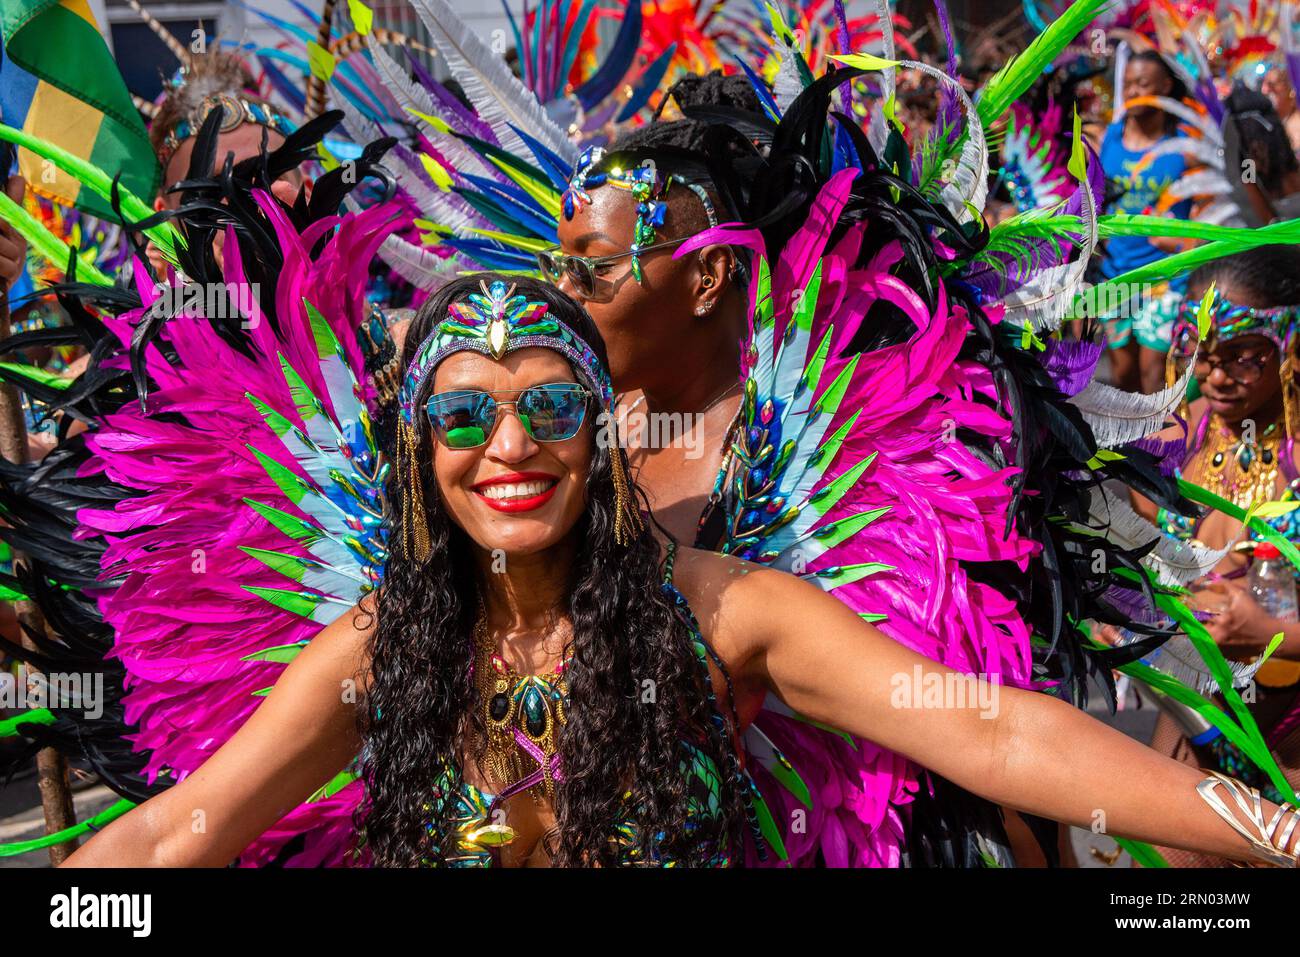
left=100, top=0, right=512, bottom=101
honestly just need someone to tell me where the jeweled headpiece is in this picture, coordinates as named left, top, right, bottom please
left=562, top=145, right=718, bottom=282
left=399, top=280, right=613, bottom=425
left=397, top=279, right=639, bottom=558
left=1173, top=286, right=1300, bottom=355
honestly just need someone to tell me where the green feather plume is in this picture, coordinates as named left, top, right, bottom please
left=976, top=0, right=1107, bottom=131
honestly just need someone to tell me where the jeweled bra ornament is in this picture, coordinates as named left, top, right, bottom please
left=397, top=280, right=641, bottom=559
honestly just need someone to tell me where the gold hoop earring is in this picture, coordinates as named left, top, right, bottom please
left=701, top=275, right=716, bottom=289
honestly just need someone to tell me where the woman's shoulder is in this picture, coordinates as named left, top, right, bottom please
left=664, top=545, right=817, bottom=646
left=299, top=593, right=378, bottom=689
left=665, top=544, right=775, bottom=600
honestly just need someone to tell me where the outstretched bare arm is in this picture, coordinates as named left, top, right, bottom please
left=686, top=549, right=1295, bottom=865
left=62, top=605, right=372, bottom=867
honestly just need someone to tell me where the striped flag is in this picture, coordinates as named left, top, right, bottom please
left=0, top=0, right=158, bottom=218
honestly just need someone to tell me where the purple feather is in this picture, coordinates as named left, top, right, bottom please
left=1101, top=584, right=1167, bottom=627
left=934, top=0, right=958, bottom=77
left=1132, top=429, right=1188, bottom=477
left=1197, top=77, right=1224, bottom=125
left=1041, top=338, right=1103, bottom=397
left=403, top=49, right=496, bottom=144
left=833, top=0, right=854, bottom=116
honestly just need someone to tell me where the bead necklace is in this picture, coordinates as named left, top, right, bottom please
left=1186, top=414, right=1283, bottom=511
left=472, top=606, right=570, bottom=804
left=613, top=386, right=743, bottom=547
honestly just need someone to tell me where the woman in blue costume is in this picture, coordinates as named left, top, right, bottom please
left=52, top=274, right=1300, bottom=868
left=1098, top=49, right=1194, bottom=393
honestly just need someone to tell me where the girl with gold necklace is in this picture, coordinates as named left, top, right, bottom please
left=1136, top=245, right=1300, bottom=864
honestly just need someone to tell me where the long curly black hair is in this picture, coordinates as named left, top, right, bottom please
left=355, top=274, right=749, bottom=866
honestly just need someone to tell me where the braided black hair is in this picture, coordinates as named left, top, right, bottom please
left=1191, top=244, right=1300, bottom=308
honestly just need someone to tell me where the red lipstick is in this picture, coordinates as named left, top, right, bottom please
left=471, top=471, right=561, bottom=513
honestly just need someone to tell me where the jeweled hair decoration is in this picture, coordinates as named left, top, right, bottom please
left=159, top=93, right=296, bottom=169
left=1173, top=286, right=1300, bottom=354
left=399, top=280, right=613, bottom=424
left=562, top=145, right=719, bottom=282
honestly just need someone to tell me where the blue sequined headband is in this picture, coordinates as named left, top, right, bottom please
left=399, top=280, right=614, bottom=424
left=159, top=94, right=296, bottom=169
left=562, top=145, right=718, bottom=282
left=1173, top=287, right=1300, bottom=355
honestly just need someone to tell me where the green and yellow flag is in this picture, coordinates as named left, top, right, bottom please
left=0, top=0, right=159, bottom=217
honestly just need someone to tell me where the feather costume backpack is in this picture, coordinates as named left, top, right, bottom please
left=2, top=0, right=1298, bottom=867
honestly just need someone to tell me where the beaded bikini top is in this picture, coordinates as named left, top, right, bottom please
left=420, top=543, right=770, bottom=867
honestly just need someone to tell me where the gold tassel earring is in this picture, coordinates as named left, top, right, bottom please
left=1167, top=344, right=1190, bottom=425
left=608, top=433, right=643, bottom=546
left=400, top=420, right=432, bottom=561
left=1284, top=355, right=1300, bottom=446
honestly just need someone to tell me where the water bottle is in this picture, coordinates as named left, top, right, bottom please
left=1248, top=542, right=1298, bottom=622
left=1247, top=542, right=1300, bottom=688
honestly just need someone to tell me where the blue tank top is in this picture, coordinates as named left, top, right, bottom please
left=1099, top=121, right=1193, bottom=280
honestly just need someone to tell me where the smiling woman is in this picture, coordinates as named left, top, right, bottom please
left=53, top=273, right=1300, bottom=869
left=365, top=273, right=747, bottom=866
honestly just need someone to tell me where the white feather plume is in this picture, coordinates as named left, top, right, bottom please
left=1086, top=484, right=1259, bottom=692
left=378, top=232, right=455, bottom=290
left=1085, top=484, right=1234, bottom=588
left=866, top=102, right=889, bottom=155
left=1196, top=199, right=1244, bottom=226
left=1113, top=40, right=1131, bottom=122
left=772, top=42, right=807, bottom=112
left=1166, top=170, right=1232, bottom=201
left=404, top=0, right=576, bottom=165
left=999, top=135, right=1097, bottom=330
left=874, top=0, right=896, bottom=103
left=365, top=36, right=436, bottom=121
left=1070, top=344, right=1195, bottom=448
left=903, top=60, right=988, bottom=223
left=1141, top=136, right=1223, bottom=169
left=1144, top=95, right=1223, bottom=143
